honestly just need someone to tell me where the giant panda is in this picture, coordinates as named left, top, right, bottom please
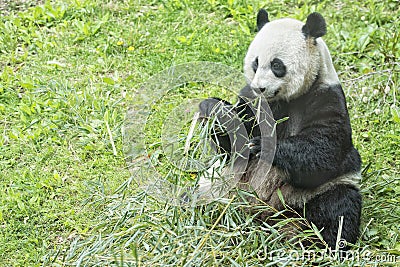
left=198, top=9, right=362, bottom=249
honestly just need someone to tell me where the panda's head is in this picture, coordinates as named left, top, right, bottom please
left=243, top=10, right=339, bottom=101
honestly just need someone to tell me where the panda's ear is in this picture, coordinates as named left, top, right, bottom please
left=257, top=9, right=269, bottom=31
left=302, top=12, right=326, bottom=39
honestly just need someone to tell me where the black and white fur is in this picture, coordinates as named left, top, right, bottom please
left=198, top=10, right=362, bottom=249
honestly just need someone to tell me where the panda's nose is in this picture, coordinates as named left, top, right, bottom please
left=260, top=88, right=266, bottom=92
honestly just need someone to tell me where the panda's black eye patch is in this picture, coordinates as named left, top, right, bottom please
left=252, top=57, right=259, bottom=72
left=270, top=58, right=286, bottom=78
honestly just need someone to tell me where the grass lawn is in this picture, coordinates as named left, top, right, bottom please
left=0, top=0, right=399, bottom=266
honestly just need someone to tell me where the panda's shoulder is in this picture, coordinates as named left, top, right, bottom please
left=295, top=82, right=347, bottom=114
left=306, top=82, right=346, bottom=103
left=309, top=81, right=343, bottom=96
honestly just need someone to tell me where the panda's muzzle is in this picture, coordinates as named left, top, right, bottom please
left=264, top=88, right=281, bottom=99
left=249, top=86, right=265, bottom=95
left=240, top=85, right=280, bottom=99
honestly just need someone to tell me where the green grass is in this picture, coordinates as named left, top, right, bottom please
left=0, top=0, right=399, bottom=266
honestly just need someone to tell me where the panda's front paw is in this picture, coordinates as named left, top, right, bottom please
left=248, top=136, right=261, bottom=158
left=199, top=98, right=232, bottom=119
